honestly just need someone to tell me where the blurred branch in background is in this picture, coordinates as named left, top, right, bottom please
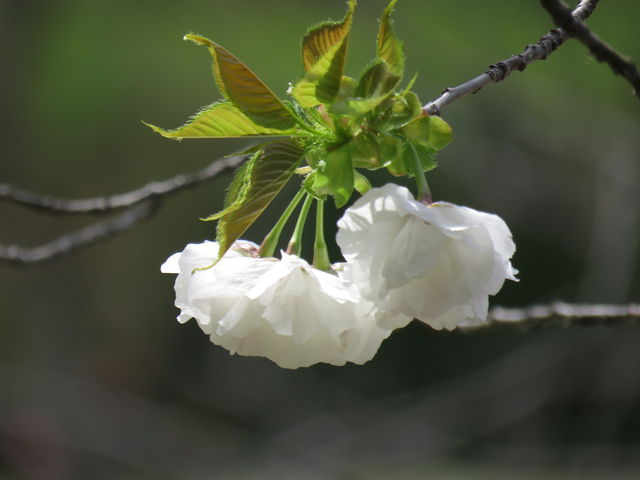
left=423, top=0, right=601, bottom=115
left=0, top=155, right=244, bottom=215
left=0, top=202, right=158, bottom=265
left=540, top=0, right=640, bottom=98
left=0, top=155, right=244, bottom=265
left=465, top=303, right=640, bottom=331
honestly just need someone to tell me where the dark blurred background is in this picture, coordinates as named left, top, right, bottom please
left=1, top=1, right=640, bottom=478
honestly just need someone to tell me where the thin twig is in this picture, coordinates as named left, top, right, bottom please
left=540, top=0, right=640, bottom=98
left=0, top=155, right=245, bottom=215
left=0, top=202, right=160, bottom=266
left=461, top=302, right=640, bottom=331
left=423, top=0, right=600, bottom=115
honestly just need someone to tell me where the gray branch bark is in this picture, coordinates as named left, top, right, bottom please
left=461, top=302, right=640, bottom=331
left=0, top=155, right=245, bottom=266
left=423, top=0, right=601, bottom=115
left=540, top=0, right=640, bottom=98
left=0, top=155, right=244, bottom=214
left=0, top=201, right=158, bottom=265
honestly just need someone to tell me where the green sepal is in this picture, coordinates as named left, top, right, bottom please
left=382, top=135, right=407, bottom=176
left=184, top=34, right=296, bottom=130
left=377, top=0, right=404, bottom=76
left=291, top=0, right=356, bottom=107
left=354, top=171, right=372, bottom=195
left=144, top=101, right=297, bottom=140
left=384, top=91, right=422, bottom=130
left=212, top=140, right=304, bottom=260
left=401, top=115, right=453, bottom=151
left=343, top=60, right=401, bottom=115
left=404, top=140, right=437, bottom=173
left=350, top=130, right=382, bottom=169
left=312, top=144, right=354, bottom=207
left=424, top=115, right=453, bottom=150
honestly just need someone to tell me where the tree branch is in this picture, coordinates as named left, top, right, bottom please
left=540, top=0, right=640, bottom=98
left=0, top=155, right=245, bottom=215
left=423, top=0, right=601, bottom=115
left=0, top=201, right=159, bottom=266
left=461, top=302, right=640, bottom=331
left=0, top=155, right=246, bottom=266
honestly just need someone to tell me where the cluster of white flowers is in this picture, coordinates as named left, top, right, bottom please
left=162, top=184, right=517, bottom=368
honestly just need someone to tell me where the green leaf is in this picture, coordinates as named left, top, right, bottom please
left=405, top=140, right=437, bottom=172
left=312, top=144, right=354, bottom=207
left=291, top=0, right=356, bottom=107
left=377, top=0, right=404, bottom=76
left=144, top=101, right=297, bottom=139
left=382, top=135, right=407, bottom=176
left=350, top=130, right=382, bottom=169
left=184, top=34, right=296, bottom=130
left=402, top=115, right=453, bottom=150
left=200, top=155, right=257, bottom=222
left=345, top=60, right=400, bottom=114
left=425, top=115, right=453, bottom=150
left=354, top=171, right=372, bottom=195
left=213, top=140, right=304, bottom=259
left=384, top=91, right=422, bottom=130
left=301, top=0, right=356, bottom=71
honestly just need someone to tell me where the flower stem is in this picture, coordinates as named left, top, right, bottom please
left=408, top=143, right=432, bottom=204
left=313, top=199, right=331, bottom=271
left=259, top=188, right=305, bottom=258
left=287, top=193, right=313, bottom=256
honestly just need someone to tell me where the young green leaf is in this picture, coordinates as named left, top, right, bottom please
left=301, top=0, right=356, bottom=71
left=383, top=90, right=422, bottom=130
left=353, top=171, right=372, bottom=195
left=350, top=130, right=382, bottom=169
left=402, top=115, right=453, bottom=150
left=214, top=140, right=304, bottom=260
left=291, top=0, right=356, bottom=107
left=425, top=115, right=453, bottom=150
left=345, top=61, right=401, bottom=114
left=405, top=140, right=438, bottom=172
left=312, top=144, right=354, bottom=207
left=144, top=101, right=297, bottom=139
left=377, top=0, right=404, bottom=76
left=184, top=34, right=296, bottom=130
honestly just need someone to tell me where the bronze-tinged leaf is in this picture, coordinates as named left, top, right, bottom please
left=301, top=0, right=356, bottom=71
left=377, top=0, right=404, bottom=76
left=185, top=34, right=296, bottom=130
left=215, top=140, right=304, bottom=260
left=292, top=0, right=356, bottom=107
left=144, top=101, right=297, bottom=139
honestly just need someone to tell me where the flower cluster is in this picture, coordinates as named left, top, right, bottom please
left=162, top=184, right=517, bottom=368
left=152, top=1, right=518, bottom=368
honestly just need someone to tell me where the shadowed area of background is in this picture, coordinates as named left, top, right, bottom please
left=1, top=0, right=639, bottom=478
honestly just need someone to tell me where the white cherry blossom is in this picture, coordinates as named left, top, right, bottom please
left=336, top=183, right=518, bottom=330
left=161, top=241, right=405, bottom=368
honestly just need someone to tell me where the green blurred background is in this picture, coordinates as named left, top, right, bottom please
left=1, top=0, right=640, bottom=478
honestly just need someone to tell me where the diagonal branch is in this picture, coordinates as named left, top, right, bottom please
left=0, top=155, right=245, bottom=215
left=461, top=302, right=640, bottom=331
left=0, top=201, right=159, bottom=266
left=0, top=155, right=246, bottom=266
left=423, top=0, right=601, bottom=115
left=540, top=0, right=640, bottom=98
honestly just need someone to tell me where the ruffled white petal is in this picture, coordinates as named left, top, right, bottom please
left=161, top=241, right=399, bottom=368
left=337, top=184, right=517, bottom=330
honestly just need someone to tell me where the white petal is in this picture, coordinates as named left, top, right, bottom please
left=336, top=184, right=518, bottom=331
